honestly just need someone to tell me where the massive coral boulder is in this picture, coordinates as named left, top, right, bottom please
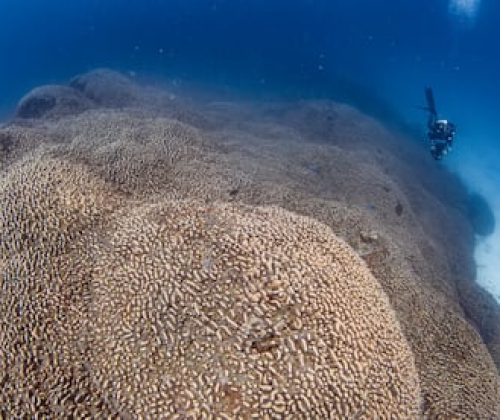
left=70, top=68, right=143, bottom=108
left=2, top=70, right=500, bottom=417
left=15, top=85, right=93, bottom=119
left=0, top=154, right=421, bottom=417
left=89, top=201, right=421, bottom=418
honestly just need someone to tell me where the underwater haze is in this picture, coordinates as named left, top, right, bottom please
left=1, top=0, right=498, bottom=297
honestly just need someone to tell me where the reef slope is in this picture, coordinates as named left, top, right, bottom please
left=1, top=70, right=500, bottom=417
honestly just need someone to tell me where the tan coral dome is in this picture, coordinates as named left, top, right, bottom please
left=0, top=156, right=421, bottom=417
left=89, top=200, right=421, bottom=417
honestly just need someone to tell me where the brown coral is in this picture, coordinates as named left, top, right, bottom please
left=2, top=70, right=500, bottom=417
left=0, top=155, right=122, bottom=417
left=88, top=201, right=421, bottom=418
left=0, top=154, right=421, bottom=417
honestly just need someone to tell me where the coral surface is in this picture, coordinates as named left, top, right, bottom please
left=0, top=154, right=420, bottom=417
left=1, top=69, right=500, bottom=417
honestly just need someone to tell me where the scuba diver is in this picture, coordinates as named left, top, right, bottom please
left=422, top=87, right=456, bottom=160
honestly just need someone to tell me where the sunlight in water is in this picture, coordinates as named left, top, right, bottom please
left=449, top=0, right=481, bottom=23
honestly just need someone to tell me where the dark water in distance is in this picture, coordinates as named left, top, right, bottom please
left=1, top=1, right=498, bottom=114
left=0, top=0, right=499, bottom=296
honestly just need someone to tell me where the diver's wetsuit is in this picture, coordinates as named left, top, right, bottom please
left=424, top=88, right=456, bottom=160
left=428, top=119, right=456, bottom=160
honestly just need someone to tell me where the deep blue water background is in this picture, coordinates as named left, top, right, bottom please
left=0, top=0, right=499, bottom=295
left=1, top=0, right=498, bottom=119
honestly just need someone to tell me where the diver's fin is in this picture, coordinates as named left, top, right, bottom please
left=425, top=87, right=438, bottom=117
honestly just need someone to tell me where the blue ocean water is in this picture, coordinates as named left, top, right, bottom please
left=0, top=0, right=499, bottom=296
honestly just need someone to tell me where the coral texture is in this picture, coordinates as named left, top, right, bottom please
left=1, top=69, right=500, bottom=417
left=89, top=201, right=421, bottom=418
left=0, top=155, right=420, bottom=417
left=0, top=155, right=121, bottom=417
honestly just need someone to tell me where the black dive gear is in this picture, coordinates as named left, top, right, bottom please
left=423, top=88, right=456, bottom=160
